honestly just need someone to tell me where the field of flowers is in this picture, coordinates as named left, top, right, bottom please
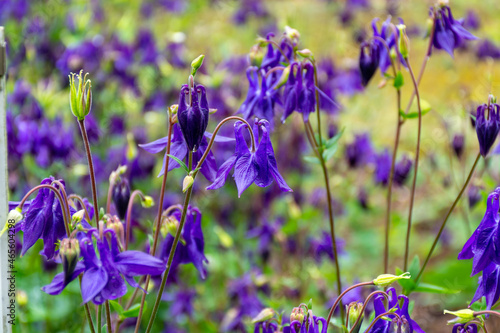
left=2, top=0, right=500, bottom=332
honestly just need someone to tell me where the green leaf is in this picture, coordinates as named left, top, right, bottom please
left=109, top=300, right=124, bottom=316
left=307, top=298, right=313, bottom=310
left=303, top=156, right=320, bottom=164
left=404, top=99, right=432, bottom=119
left=122, top=302, right=146, bottom=318
left=322, top=128, right=344, bottom=162
left=166, top=154, right=189, bottom=173
left=395, top=267, right=416, bottom=293
left=470, top=114, right=476, bottom=122
left=413, top=283, right=459, bottom=294
left=393, top=71, right=404, bottom=89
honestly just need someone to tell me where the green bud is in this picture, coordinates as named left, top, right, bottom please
left=68, top=70, right=92, bottom=120
left=252, top=308, right=274, bottom=323
left=191, top=54, right=205, bottom=77
left=2, top=207, right=23, bottom=237
left=141, top=196, right=155, bottom=208
left=60, top=238, right=80, bottom=284
left=71, top=210, right=85, bottom=225
left=249, top=45, right=263, bottom=68
left=347, top=302, right=364, bottom=333
left=17, top=290, right=28, bottom=307
left=397, top=24, right=410, bottom=59
left=444, top=309, right=475, bottom=324
left=297, top=49, right=315, bottom=62
left=182, top=175, right=194, bottom=193
left=285, top=26, right=301, bottom=42
left=273, top=65, right=291, bottom=90
left=109, top=165, right=127, bottom=185
left=373, top=272, right=411, bottom=287
left=126, top=133, right=138, bottom=161
left=437, top=0, right=449, bottom=8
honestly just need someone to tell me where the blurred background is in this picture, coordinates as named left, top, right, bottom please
left=3, top=0, right=500, bottom=332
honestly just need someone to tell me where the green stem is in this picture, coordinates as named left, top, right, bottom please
left=403, top=57, right=423, bottom=271
left=105, top=301, right=112, bottom=333
left=97, top=305, right=102, bottom=333
left=414, top=152, right=481, bottom=284
left=125, top=190, right=146, bottom=250
left=78, top=118, right=100, bottom=227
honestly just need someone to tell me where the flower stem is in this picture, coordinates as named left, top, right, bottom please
left=414, top=152, right=481, bottom=284
left=125, top=190, right=146, bottom=250
left=105, top=300, right=112, bottom=333
left=97, top=305, right=102, bottom=333
left=78, top=119, right=99, bottom=227
left=144, top=152, right=195, bottom=333
left=403, top=57, right=423, bottom=271
left=364, top=311, right=401, bottom=332
left=348, top=290, right=389, bottom=333
left=68, top=194, right=92, bottom=225
left=325, top=281, right=374, bottom=330
left=474, top=311, right=500, bottom=318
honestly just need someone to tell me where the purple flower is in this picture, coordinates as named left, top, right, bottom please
left=238, top=67, right=280, bottom=122
left=359, top=40, right=380, bottom=86
left=458, top=187, right=500, bottom=276
left=309, top=231, right=345, bottom=263
left=452, top=323, right=478, bottom=333
left=475, top=103, right=500, bottom=157
left=463, top=10, right=480, bottom=30
left=18, top=177, right=71, bottom=259
left=470, top=262, right=500, bottom=310
left=248, top=219, right=282, bottom=262
left=254, top=322, right=279, bottom=333
left=476, top=39, right=500, bottom=60
left=56, top=39, right=103, bottom=74
left=345, top=133, right=374, bottom=168
left=112, top=178, right=131, bottom=220
left=282, top=63, right=316, bottom=123
left=207, top=119, right=292, bottom=197
left=452, top=134, right=465, bottom=158
left=162, top=289, right=196, bottom=317
left=139, top=123, right=225, bottom=182
left=368, top=287, right=425, bottom=333
left=43, top=229, right=165, bottom=304
left=159, top=205, right=208, bottom=279
left=287, top=314, right=327, bottom=333
left=431, top=5, right=477, bottom=57
left=233, top=0, right=268, bottom=25
left=374, top=148, right=391, bottom=185
left=394, top=155, right=413, bottom=186
left=177, top=84, right=210, bottom=152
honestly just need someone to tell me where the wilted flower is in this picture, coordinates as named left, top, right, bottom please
left=207, top=119, right=292, bottom=197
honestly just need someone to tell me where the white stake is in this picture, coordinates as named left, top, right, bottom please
left=0, top=27, right=12, bottom=333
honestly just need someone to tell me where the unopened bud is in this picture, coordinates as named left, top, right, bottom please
left=252, top=308, right=274, bottom=323
left=17, top=290, right=28, bottom=306
left=141, top=196, right=155, bottom=208
left=347, top=302, right=364, bottom=333
left=285, top=26, right=301, bottom=42
left=373, top=272, right=411, bottom=287
left=297, top=49, right=315, bottom=62
left=107, top=216, right=125, bottom=249
left=1, top=207, right=23, bottom=237
left=444, top=309, right=475, bottom=324
left=274, top=65, right=291, bottom=90
left=112, top=178, right=131, bottom=220
left=183, top=175, right=194, bottom=193
left=249, top=45, right=263, bottom=68
left=191, top=54, right=205, bottom=77
left=397, top=24, right=410, bottom=59
left=72, top=210, right=85, bottom=225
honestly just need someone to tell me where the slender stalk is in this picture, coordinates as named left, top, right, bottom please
left=125, top=190, right=146, bottom=250
left=97, top=305, right=102, bottom=333
left=68, top=194, right=92, bottom=225
left=144, top=153, right=195, bottom=333
left=312, top=62, right=323, bottom=147
left=364, top=311, right=401, bottom=332
left=105, top=301, right=112, bottom=333
left=78, top=118, right=99, bottom=227
left=325, top=281, right=374, bottom=330
left=348, top=291, right=389, bottom=333
left=403, top=58, right=423, bottom=271
left=415, top=153, right=481, bottom=284
left=474, top=311, right=500, bottom=318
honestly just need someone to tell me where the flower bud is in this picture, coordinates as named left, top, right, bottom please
left=60, top=238, right=80, bottom=285
left=107, top=216, right=125, bottom=249
left=249, top=45, right=264, bottom=68
left=161, top=216, right=180, bottom=238
left=112, top=177, right=131, bottom=220
left=475, top=102, right=500, bottom=157
left=141, top=195, right=155, bottom=208
left=17, top=290, right=28, bottom=307
left=71, top=210, right=85, bottom=225
left=183, top=175, right=194, bottom=192
left=109, top=165, right=127, bottom=185
left=1, top=207, right=23, bottom=236
left=290, top=307, right=305, bottom=323
left=284, top=26, right=301, bottom=42
left=252, top=308, right=274, bottom=323
left=347, top=302, right=364, bottom=333
left=191, top=54, right=205, bottom=77
left=68, top=70, right=92, bottom=120
left=177, top=84, right=209, bottom=152
left=397, top=24, right=410, bottom=59
left=373, top=272, right=411, bottom=287
left=444, top=309, right=475, bottom=324
left=297, top=49, right=315, bottom=62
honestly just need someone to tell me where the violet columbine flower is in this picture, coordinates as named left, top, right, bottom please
left=431, top=4, right=477, bottom=57
left=452, top=134, right=465, bottom=158
left=287, top=313, right=327, bottom=333
left=238, top=67, right=280, bottom=122
left=374, top=148, right=391, bottom=185
left=452, top=323, right=478, bottom=333
left=310, top=231, right=345, bottom=263
left=458, top=187, right=500, bottom=276
left=368, top=287, right=425, bottom=333
left=140, top=123, right=227, bottom=182
left=359, top=40, right=380, bottom=86
left=19, top=177, right=72, bottom=259
left=177, top=84, right=209, bottom=152
left=207, top=119, right=292, bottom=197
left=345, top=133, right=375, bottom=168
left=162, top=289, right=196, bottom=317
left=159, top=205, right=208, bottom=279
left=43, top=228, right=165, bottom=304
left=112, top=177, right=130, bottom=220
left=475, top=103, right=500, bottom=157
left=476, top=39, right=500, bottom=60
left=394, top=155, right=413, bottom=186
left=248, top=219, right=282, bottom=262
left=282, top=62, right=316, bottom=122
left=470, top=262, right=500, bottom=310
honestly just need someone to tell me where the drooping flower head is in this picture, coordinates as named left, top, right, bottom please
left=112, top=177, right=130, bottom=220
left=207, top=119, right=292, bottom=197
left=345, top=133, right=375, bottom=169
left=475, top=102, right=500, bottom=157
left=282, top=62, right=316, bottom=122
left=177, top=83, right=210, bottom=152
left=470, top=262, right=500, bottom=310
left=431, top=3, right=477, bottom=57
left=394, top=155, right=413, bottom=186
left=452, top=323, right=478, bottom=333
left=359, top=40, right=380, bottom=87
left=458, top=187, right=500, bottom=276
left=452, top=134, right=465, bottom=158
